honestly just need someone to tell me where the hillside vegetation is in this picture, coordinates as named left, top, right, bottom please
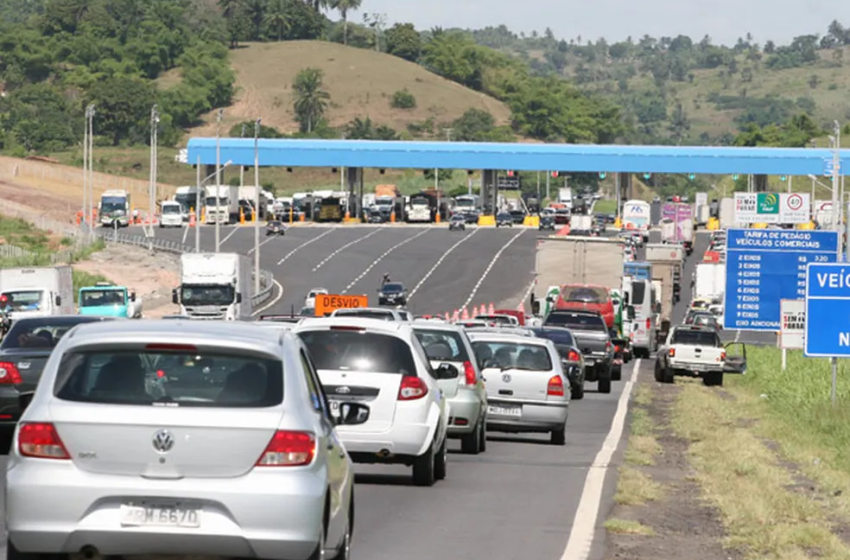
left=186, top=41, right=512, bottom=137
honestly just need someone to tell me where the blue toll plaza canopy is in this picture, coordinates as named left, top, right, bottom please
left=186, top=138, right=850, bottom=176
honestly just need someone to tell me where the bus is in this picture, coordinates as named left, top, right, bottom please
left=622, top=199, right=651, bottom=241
left=99, top=190, right=131, bottom=227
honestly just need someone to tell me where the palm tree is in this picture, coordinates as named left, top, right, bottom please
left=262, top=0, right=290, bottom=41
left=332, top=0, right=362, bottom=45
left=244, top=0, right=266, bottom=39
left=218, top=0, right=242, bottom=19
left=311, top=0, right=330, bottom=13
left=293, top=67, right=331, bottom=133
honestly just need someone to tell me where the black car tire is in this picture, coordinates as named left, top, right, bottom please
left=571, top=382, right=584, bottom=400
left=611, top=365, right=622, bottom=381
left=412, top=441, right=436, bottom=487
left=551, top=425, right=567, bottom=446
left=461, top=421, right=482, bottom=454
left=598, top=377, right=612, bottom=394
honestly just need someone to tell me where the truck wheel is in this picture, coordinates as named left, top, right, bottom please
left=611, top=365, right=622, bottom=381
left=598, top=377, right=612, bottom=394
left=703, top=372, right=724, bottom=387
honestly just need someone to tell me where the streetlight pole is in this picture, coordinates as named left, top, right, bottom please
left=82, top=106, right=89, bottom=231
left=240, top=123, right=246, bottom=187
left=150, top=105, right=159, bottom=240
left=254, top=118, right=261, bottom=295
left=195, top=156, right=201, bottom=253
left=215, top=109, right=223, bottom=253
left=86, top=104, right=95, bottom=239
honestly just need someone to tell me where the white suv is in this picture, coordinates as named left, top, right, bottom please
left=294, top=317, right=453, bottom=486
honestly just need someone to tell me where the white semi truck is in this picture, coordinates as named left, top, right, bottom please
left=173, top=253, right=253, bottom=320
left=0, top=266, right=74, bottom=319
left=204, top=185, right=239, bottom=225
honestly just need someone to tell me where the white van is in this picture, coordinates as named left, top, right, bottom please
left=159, top=201, right=184, bottom=227
left=627, top=279, right=659, bottom=359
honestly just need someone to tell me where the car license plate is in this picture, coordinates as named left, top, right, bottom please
left=120, top=503, right=201, bottom=528
left=585, top=359, right=595, bottom=366
left=488, top=405, right=521, bottom=417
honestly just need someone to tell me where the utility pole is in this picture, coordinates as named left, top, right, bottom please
left=830, top=120, right=841, bottom=406
left=86, top=104, right=95, bottom=239
left=195, top=156, right=201, bottom=253
left=82, top=107, right=89, bottom=232
left=546, top=171, right=551, bottom=200
left=215, top=109, right=223, bottom=253
left=254, top=118, right=261, bottom=295
left=149, top=104, right=159, bottom=241
left=240, top=123, right=246, bottom=187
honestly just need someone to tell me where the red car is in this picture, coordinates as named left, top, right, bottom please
left=554, top=284, right=615, bottom=328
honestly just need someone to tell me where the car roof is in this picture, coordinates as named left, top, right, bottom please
left=295, top=316, right=411, bottom=335
left=548, top=309, right=604, bottom=317
left=62, top=320, right=289, bottom=354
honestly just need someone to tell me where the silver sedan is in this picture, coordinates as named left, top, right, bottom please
left=6, top=320, right=369, bottom=560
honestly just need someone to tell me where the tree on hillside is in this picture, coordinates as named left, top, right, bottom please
left=86, top=76, right=156, bottom=146
left=344, top=117, right=398, bottom=140
left=218, top=0, right=242, bottom=20
left=385, top=23, right=421, bottom=62
left=331, top=0, right=361, bottom=45
left=292, top=67, right=330, bottom=133
left=262, top=0, right=290, bottom=40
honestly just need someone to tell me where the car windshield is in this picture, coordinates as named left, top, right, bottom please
left=162, top=205, right=181, bottom=215
left=382, top=283, right=404, bottom=293
left=1, top=290, right=42, bottom=312
left=413, top=329, right=470, bottom=362
left=53, top=349, right=283, bottom=407
left=299, top=330, right=417, bottom=374
left=545, top=312, right=607, bottom=331
left=471, top=341, right=552, bottom=371
left=181, top=284, right=235, bottom=306
left=562, top=286, right=608, bottom=303
left=672, top=329, right=720, bottom=346
left=1, top=318, right=107, bottom=349
left=451, top=215, right=464, bottom=221
left=80, top=289, right=125, bottom=307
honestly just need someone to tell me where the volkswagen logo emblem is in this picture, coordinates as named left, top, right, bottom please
left=502, top=373, right=512, bottom=383
left=152, top=429, right=174, bottom=453
left=335, top=386, right=351, bottom=394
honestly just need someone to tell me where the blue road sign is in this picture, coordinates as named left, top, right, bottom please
left=724, top=228, right=839, bottom=331
left=805, top=262, right=850, bottom=357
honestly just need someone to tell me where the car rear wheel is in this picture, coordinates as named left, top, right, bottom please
left=611, top=366, right=622, bottom=381
left=327, top=516, right=351, bottom=560
left=571, top=381, right=585, bottom=400
left=551, top=425, right=567, bottom=446
left=434, top=435, right=448, bottom=481
left=461, top=420, right=483, bottom=454
left=703, top=372, right=723, bottom=387
left=598, top=377, right=612, bottom=394
left=412, top=442, right=436, bottom=486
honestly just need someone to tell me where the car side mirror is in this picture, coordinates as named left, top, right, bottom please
left=336, top=402, right=370, bottom=426
left=18, top=392, right=34, bottom=413
left=55, top=295, right=62, bottom=306
left=172, top=289, right=179, bottom=305
left=435, top=363, right=459, bottom=379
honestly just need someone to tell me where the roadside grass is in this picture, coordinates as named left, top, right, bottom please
left=592, top=199, right=617, bottom=214
left=613, top=383, right=663, bottom=507
left=672, top=376, right=850, bottom=559
left=604, top=518, right=655, bottom=536
left=0, top=217, right=53, bottom=253
left=725, top=347, right=850, bottom=525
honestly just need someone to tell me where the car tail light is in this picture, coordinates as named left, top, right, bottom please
left=646, top=318, right=651, bottom=329
left=669, top=348, right=676, bottom=357
left=547, top=375, right=565, bottom=396
left=18, top=423, right=70, bottom=460
left=615, top=345, right=621, bottom=352
left=256, top=431, right=315, bottom=466
left=567, top=349, right=581, bottom=362
left=0, top=362, right=22, bottom=384
left=463, top=361, right=477, bottom=386
left=398, top=376, right=428, bottom=400
left=720, top=351, right=726, bottom=361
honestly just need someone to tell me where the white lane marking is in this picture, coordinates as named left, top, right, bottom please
left=181, top=226, right=190, bottom=244
left=342, top=229, right=431, bottom=294
left=459, top=228, right=526, bottom=310
left=560, top=358, right=641, bottom=560
left=248, top=235, right=280, bottom=255
left=313, top=228, right=385, bottom=272
left=220, top=226, right=241, bottom=246
left=735, top=329, right=741, bottom=342
left=252, top=278, right=284, bottom=316
left=277, top=228, right=335, bottom=265
left=407, top=228, right=480, bottom=302
left=517, top=278, right=536, bottom=307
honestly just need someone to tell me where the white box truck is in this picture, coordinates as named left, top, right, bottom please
left=204, top=185, right=239, bottom=225
left=173, top=253, right=253, bottom=320
left=694, top=262, right=726, bottom=302
left=0, top=266, right=74, bottom=319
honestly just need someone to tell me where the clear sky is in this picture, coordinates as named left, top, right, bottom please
left=350, top=0, right=850, bottom=47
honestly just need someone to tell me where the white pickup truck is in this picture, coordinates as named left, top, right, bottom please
left=654, top=325, right=746, bottom=387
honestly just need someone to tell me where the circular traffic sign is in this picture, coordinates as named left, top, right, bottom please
left=786, top=193, right=804, bottom=211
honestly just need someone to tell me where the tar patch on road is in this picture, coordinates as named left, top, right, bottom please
left=603, top=370, right=740, bottom=560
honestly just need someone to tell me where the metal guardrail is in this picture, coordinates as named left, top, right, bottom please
left=95, top=231, right=276, bottom=309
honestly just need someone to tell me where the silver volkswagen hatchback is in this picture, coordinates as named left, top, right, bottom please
left=6, top=320, right=369, bottom=560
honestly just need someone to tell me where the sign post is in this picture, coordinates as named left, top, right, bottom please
left=724, top=228, right=839, bottom=331
left=804, top=262, right=850, bottom=405
left=779, top=299, right=805, bottom=370
left=315, top=294, right=369, bottom=317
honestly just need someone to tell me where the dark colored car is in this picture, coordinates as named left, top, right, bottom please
left=509, top=209, right=527, bottom=224
left=496, top=212, right=513, bottom=227
left=0, top=315, right=117, bottom=434
left=529, top=326, right=586, bottom=399
left=266, top=220, right=285, bottom=235
left=366, top=208, right=386, bottom=224
left=449, top=214, right=466, bottom=231
left=543, top=309, right=614, bottom=394
left=378, top=282, right=408, bottom=306
left=539, top=216, right=556, bottom=231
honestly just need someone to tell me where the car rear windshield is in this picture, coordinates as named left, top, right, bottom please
left=562, top=286, right=608, bottom=303
left=53, top=349, right=283, bottom=407
left=333, top=310, right=394, bottom=320
left=299, top=330, right=417, bottom=375
left=672, top=330, right=720, bottom=346
left=531, top=328, right=575, bottom=347
left=1, top=318, right=105, bottom=350
left=471, top=341, right=553, bottom=371
left=382, top=283, right=404, bottom=293
left=413, top=329, right=470, bottom=362
left=544, top=312, right=606, bottom=331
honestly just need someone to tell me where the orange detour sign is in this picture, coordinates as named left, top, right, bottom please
left=315, top=294, right=368, bottom=317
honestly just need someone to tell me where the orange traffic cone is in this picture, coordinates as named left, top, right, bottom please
left=445, top=312, right=450, bottom=321
left=461, top=308, right=469, bottom=320
left=472, top=305, right=479, bottom=317
left=488, top=302, right=495, bottom=315
left=189, top=208, right=196, bottom=228
left=452, top=309, right=459, bottom=322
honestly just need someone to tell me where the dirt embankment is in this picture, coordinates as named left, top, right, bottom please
left=73, top=244, right=181, bottom=318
